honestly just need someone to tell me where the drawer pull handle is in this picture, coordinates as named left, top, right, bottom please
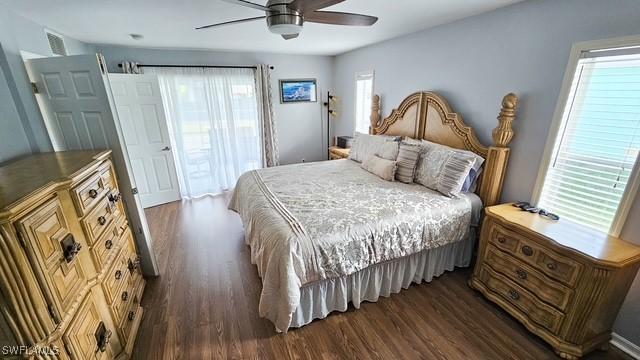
left=89, top=189, right=99, bottom=199
left=128, top=257, right=141, bottom=273
left=95, top=321, right=112, bottom=353
left=105, top=239, right=113, bottom=250
left=508, top=289, right=520, bottom=301
left=128, top=310, right=136, bottom=321
left=497, top=236, right=506, bottom=244
left=516, top=269, right=527, bottom=280
left=61, top=234, right=82, bottom=263
left=521, top=246, right=533, bottom=257
left=547, top=262, right=557, bottom=270
left=121, top=291, right=129, bottom=302
left=115, top=270, right=123, bottom=280
left=108, top=192, right=121, bottom=203
left=98, top=216, right=107, bottom=226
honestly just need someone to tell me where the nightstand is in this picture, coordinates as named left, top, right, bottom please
left=470, top=204, right=640, bottom=359
left=329, top=146, right=350, bottom=160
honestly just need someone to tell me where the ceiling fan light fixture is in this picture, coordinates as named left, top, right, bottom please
left=268, top=23, right=303, bottom=35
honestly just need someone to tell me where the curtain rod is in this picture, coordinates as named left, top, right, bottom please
left=117, top=63, right=274, bottom=70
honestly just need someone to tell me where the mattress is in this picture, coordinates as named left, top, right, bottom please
left=228, top=159, right=480, bottom=332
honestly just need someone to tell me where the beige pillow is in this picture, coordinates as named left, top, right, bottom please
left=348, top=132, right=401, bottom=163
left=375, top=141, right=400, bottom=160
left=361, top=155, right=397, bottom=181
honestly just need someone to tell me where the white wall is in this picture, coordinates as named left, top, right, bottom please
left=333, top=0, right=640, bottom=345
left=0, top=6, right=95, bottom=162
left=95, top=45, right=334, bottom=165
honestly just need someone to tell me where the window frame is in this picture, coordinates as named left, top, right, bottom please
left=531, top=34, right=640, bottom=236
left=354, top=70, right=375, bottom=135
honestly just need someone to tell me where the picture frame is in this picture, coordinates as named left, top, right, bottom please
left=279, top=79, right=317, bottom=103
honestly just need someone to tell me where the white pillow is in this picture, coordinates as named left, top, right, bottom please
left=348, top=132, right=400, bottom=163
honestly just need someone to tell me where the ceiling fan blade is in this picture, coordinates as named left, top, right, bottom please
left=304, top=11, right=378, bottom=26
left=222, top=0, right=270, bottom=12
left=195, top=16, right=266, bottom=30
left=282, top=34, right=299, bottom=40
left=289, top=0, right=344, bottom=12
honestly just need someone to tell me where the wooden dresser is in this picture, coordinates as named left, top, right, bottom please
left=0, top=150, right=145, bottom=359
left=470, top=204, right=640, bottom=359
left=329, top=146, right=350, bottom=160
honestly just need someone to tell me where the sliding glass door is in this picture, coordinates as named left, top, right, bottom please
left=146, top=67, right=261, bottom=198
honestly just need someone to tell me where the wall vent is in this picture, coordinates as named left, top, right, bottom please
left=46, top=31, right=67, bottom=56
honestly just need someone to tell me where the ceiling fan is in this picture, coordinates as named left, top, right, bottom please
left=196, top=0, right=378, bottom=40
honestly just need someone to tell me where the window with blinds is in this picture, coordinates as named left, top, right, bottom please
left=355, top=71, right=374, bottom=134
left=538, top=49, right=640, bottom=233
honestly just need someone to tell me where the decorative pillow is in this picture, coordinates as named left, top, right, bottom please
left=361, top=155, right=397, bottom=181
left=395, top=142, right=421, bottom=183
left=414, top=141, right=477, bottom=197
left=348, top=132, right=401, bottom=163
left=418, top=140, right=485, bottom=193
left=436, top=153, right=476, bottom=197
left=375, top=141, right=400, bottom=160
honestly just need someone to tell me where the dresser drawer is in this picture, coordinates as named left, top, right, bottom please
left=81, top=196, right=121, bottom=246
left=478, top=266, right=564, bottom=334
left=485, top=245, right=573, bottom=311
left=63, top=292, right=116, bottom=360
left=490, top=223, right=582, bottom=287
left=118, top=278, right=145, bottom=344
left=15, top=197, right=87, bottom=322
left=102, top=238, right=131, bottom=305
left=71, top=172, right=109, bottom=217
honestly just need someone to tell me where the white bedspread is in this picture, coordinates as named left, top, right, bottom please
left=228, top=159, right=475, bottom=332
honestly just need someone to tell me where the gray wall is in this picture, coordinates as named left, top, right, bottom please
left=0, top=7, right=95, bottom=162
left=95, top=45, right=334, bottom=165
left=333, top=0, right=640, bottom=345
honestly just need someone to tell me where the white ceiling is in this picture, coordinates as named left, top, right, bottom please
left=2, top=0, right=522, bottom=56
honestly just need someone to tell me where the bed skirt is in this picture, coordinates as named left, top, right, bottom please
left=290, top=231, right=476, bottom=328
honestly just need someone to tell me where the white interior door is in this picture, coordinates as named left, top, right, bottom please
left=108, top=74, right=181, bottom=208
left=25, top=54, right=159, bottom=276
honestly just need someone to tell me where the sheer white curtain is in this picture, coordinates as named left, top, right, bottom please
left=145, top=67, right=262, bottom=198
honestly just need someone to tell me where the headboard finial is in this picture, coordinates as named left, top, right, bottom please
left=492, top=93, right=519, bottom=147
left=370, top=94, right=381, bottom=134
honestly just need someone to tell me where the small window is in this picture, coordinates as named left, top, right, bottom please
left=354, top=71, right=374, bottom=134
left=535, top=46, right=640, bottom=234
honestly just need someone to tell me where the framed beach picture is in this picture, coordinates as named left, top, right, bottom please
left=279, top=79, right=317, bottom=103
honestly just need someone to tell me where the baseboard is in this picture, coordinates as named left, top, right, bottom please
left=611, top=332, right=640, bottom=359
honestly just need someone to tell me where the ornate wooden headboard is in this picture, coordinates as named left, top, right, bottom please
left=369, top=91, right=518, bottom=207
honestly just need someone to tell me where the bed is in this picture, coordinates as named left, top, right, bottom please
left=229, top=91, right=519, bottom=332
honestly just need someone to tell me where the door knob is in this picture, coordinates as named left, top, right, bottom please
left=161, top=146, right=171, bottom=151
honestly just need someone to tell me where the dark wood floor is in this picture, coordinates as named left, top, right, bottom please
left=132, top=195, right=631, bottom=360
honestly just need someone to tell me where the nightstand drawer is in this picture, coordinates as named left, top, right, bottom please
left=485, top=245, right=572, bottom=311
left=490, top=223, right=581, bottom=287
left=478, top=266, right=564, bottom=334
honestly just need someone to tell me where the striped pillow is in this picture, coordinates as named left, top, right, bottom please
left=395, top=143, right=421, bottom=183
left=436, top=152, right=476, bottom=197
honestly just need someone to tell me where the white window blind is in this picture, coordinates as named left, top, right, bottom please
left=355, top=72, right=374, bottom=134
left=538, top=51, right=640, bottom=233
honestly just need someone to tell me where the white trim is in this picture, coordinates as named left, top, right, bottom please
left=353, top=70, right=374, bottom=135
left=530, top=34, right=640, bottom=237
left=611, top=332, right=640, bottom=359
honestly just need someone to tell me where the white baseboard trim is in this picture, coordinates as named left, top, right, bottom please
left=611, top=332, right=640, bottom=359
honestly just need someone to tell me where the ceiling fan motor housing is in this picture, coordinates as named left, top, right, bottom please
left=266, top=1, right=303, bottom=35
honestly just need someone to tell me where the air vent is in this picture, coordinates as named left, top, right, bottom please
left=46, top=31, right=67, bottom=56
